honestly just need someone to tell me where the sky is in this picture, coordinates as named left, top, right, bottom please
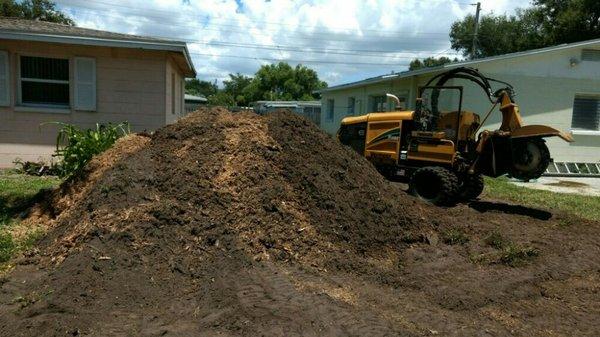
left=55, top=0, right=532, bottom=87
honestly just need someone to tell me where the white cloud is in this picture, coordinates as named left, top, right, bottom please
left=56, top=0, right=532, bottom=86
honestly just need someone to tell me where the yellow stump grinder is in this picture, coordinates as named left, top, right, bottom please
left=338, top=67, right=573, bottom=205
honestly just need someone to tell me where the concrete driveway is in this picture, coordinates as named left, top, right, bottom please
left=511, top=177, right=600, bottom=196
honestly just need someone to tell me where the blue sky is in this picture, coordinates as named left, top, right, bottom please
left=54, top=0, right=530, bottom=87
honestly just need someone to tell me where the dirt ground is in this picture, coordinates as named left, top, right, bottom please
left=0, top=108, right=599, bottom=336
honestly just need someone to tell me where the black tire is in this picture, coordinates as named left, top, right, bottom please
left=510, top=138, right=550, bottom=181
left=408, top=166, right=459, bottom=206
left=459, top=174, right=484, bottom=200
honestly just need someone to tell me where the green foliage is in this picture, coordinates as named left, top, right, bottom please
left=441, top=229, right=469, bottom=245
left=484, top=231, right=507, bottom=249
left=409, top=57, right=457, bottom=70
left=499, top=244, right=539, bottom=267
left=52, top=122, right=129, bottom=177
left=185, top=78, right=217, bottom=98
left=0, top=231, right=15, bottom=263
left=241, top=62, right=327, bottom=104
left=12, top=159, right=60, bottom=176
left=223, top=73, right=253, bottom=106
left=198, top=62, right=327, bottom=107
left=0, top=170, right=59, bottom=266
left=0, top=0, right=74, bottom=25
left=482, top=230, right=539, bottom=266
left=450, top=0, right=600, bottom=58
left=207, top=92, right=236, bottom=106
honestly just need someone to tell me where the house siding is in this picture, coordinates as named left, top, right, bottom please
left=0, top=39, right=185, bottom=167
left=320, top=43, right=600, bottom=163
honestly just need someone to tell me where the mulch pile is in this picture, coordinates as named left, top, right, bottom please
left=1, top=107, right=599, bottom=336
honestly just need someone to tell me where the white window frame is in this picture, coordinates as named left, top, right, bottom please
left=0, top=50, right=9, bottom=107
left=571, top=93, right=600, bottom=135
left=17, top=54, right=70, bottom=109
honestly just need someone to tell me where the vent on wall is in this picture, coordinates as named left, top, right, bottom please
left=581, top=49, right=600, bottom=62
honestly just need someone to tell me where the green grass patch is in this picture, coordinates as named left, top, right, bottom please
left=441, top=228, right=469, bottom=245
left=477, top=229, right=539, bottom=267
left=484, top=176, right=600, bottom=222
left=0, top=170, right=60, bottom=264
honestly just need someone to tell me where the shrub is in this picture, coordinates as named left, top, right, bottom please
left=51, top=122, right=129, bottom=177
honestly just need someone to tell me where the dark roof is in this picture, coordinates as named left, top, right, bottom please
left=0, top=17, right=184, bottom=45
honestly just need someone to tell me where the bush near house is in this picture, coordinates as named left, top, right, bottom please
left=52, top=122, right=130, bottom=177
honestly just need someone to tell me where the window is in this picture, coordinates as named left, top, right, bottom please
left=327, top=99, right=334, bottom=121
left=371, top=95, right=386, bottom=112
left=582, top=49, right=600, bottom=62
left=20, top=56, right=69, bottom=107
left=0, top=51, right=8, bottom=106
left=572, top=94, right=600, bottom=131
left=347, top=97, right=355, bottom=115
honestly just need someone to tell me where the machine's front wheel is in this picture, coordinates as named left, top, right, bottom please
left=409, top=166, right=459, bottom=206
left=510, top=138, right=550, bottom=182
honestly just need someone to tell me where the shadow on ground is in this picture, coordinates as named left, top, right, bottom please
left=468, top=200, right=552, bottom=220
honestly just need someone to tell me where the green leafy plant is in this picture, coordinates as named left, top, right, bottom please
left=50, top=122, right=130, bottom=177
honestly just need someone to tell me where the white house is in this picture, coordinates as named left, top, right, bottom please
left=319, top=39, right=600, bottom=167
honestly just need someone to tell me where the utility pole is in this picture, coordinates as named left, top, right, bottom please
left=471, top=2, right=481, bottom=59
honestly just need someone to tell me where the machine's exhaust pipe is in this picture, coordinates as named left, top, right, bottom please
left=386, top=93, right=401, bottom=109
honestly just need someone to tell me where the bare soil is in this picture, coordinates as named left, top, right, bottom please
left=0, top=108, right=599, bottom=336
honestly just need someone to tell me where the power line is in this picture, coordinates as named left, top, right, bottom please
left=57, top=5, right=462, bottom=59
left=56, top=0, right=457, bottom=37
left=188, top=52, right=411, bottom=67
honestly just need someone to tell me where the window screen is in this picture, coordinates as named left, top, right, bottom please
left=347, top=97, right=355, bottom=115
left=581, top=49, right=600, bottom=62
left=371, top=95, right=386, bottom=112
left=327, top=99, right=334, bottom=120
left=20, top=56, right=69, bottom=106
left=572, top=95, right=600, bottom=131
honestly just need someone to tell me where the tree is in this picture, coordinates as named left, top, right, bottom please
left=223, top=73, right=252, bottom=106
left=533, top=0, right=600, bottom=44
left=450, top=1, right=600, bottom=59
left=409, top=56, right=457, bottom=70
left=243, top=62, right=327, bottom=103
left=207, top=92, right=235, bottom=106
left=185, top=79, right=217, bottom=97
left=1, top=0, right=74, bottom=25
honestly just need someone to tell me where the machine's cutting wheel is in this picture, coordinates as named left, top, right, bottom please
left=459, top=174, right=484, bottom=200
left=408, top=166, right=458, bottom=206
left=510, top=138, right=550, bottom=182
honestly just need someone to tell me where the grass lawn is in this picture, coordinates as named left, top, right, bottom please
left=0, top=170, right=60, bottom=263
left=484, top=176, right=600, bottom=222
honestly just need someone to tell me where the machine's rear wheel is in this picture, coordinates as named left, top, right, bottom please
left=409, top=167, right=458, bottom=206
left=459, top=174, right=484, bottom=200
left=510, top=138, right=550, bottom=181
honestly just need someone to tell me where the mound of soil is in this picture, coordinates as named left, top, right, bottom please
left=1, top=107, right=599, bottom=336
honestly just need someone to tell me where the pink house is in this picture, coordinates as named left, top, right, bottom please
left=0, top=18, right=196, bottom=167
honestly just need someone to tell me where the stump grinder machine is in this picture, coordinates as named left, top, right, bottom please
left=338, top=67, right=573, bottom=205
